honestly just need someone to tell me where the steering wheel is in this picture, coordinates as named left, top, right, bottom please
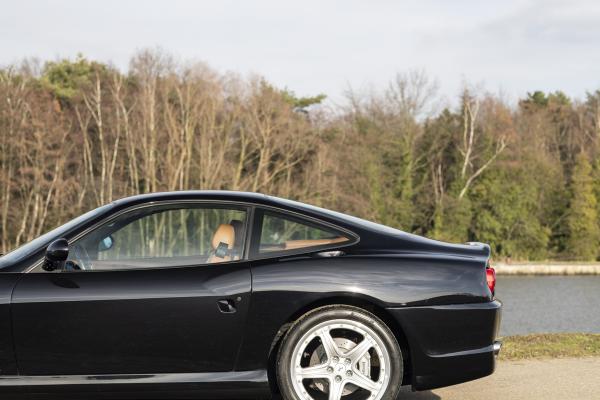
left=71, top=243, right=93, bottom=271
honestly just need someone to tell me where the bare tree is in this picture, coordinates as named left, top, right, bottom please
left=457, top=90, right=507, bottom=199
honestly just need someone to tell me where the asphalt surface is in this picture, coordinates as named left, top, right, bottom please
left=398, top=357, right=600, bottom=400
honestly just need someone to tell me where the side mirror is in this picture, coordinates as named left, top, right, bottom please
left=43, top=238, right=69, bottom=272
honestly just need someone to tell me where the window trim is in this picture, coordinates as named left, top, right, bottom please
left=25, top=200, right=360, bottom=273
left=249, top=207, right=359, bottom=260
left=27, top=200, right=252, bottom=273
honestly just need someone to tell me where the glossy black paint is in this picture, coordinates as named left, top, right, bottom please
left=0, top=370, right=269, bottom=399
left=0, top=274, right=20, bottom=375
left=0, top=191, right=502, bottom=398
left=12, top=264, right=251, bottom=375
left=390, top=300, right=501, bottom=390
left=42, top=238, right=69, bottom=271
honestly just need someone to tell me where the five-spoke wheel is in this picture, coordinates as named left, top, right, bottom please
left=277, top=305, right=403, bottom=400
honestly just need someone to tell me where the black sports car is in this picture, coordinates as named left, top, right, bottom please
left=0, top=191, right=502, bottom=399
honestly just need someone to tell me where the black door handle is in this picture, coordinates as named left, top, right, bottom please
left=217, top=299, right=237, bottom=313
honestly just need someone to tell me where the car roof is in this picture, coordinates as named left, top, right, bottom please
left=112, top=190, right=271, bottom=207
left=111, top=190, right=349, bottom=223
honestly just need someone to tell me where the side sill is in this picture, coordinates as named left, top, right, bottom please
left=0, top=370, right=267, bottom=386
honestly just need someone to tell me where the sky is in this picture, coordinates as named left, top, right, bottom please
left=1, top=0, right=600, bottom=105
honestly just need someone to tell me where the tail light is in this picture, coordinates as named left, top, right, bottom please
left=486, top=266, right=496, bottom=295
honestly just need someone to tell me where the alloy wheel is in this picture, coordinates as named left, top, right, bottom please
left=290, top=318, right=392, bottom=400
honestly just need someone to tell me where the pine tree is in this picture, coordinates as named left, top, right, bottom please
left=566, top=154, right=600, bottom=261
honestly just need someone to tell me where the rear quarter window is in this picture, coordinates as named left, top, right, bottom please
left=256, top=210, right=353, bottom=255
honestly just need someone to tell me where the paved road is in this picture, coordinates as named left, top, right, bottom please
left=398, top=357, right=600, bottom=400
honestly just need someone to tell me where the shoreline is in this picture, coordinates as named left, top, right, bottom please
left=494, top=262, right=600, bottom=275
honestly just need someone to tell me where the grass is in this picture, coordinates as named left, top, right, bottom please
left=498, top=333, right=600, bottom=360
left=496, top=261, right=600, bottom=265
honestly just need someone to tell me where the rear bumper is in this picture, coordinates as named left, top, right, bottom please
left=387, top=299, right=502, bottom=391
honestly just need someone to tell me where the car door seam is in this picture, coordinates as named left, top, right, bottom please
left=231, top=266, right=254, bottom=371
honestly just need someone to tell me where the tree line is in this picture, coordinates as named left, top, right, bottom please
left=1, top=50, right=600, bottom=261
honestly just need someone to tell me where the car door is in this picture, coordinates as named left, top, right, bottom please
left=11, top=202, right=252, bottom=376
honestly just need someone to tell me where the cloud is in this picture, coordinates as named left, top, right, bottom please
left=1, top=0, right=599, bottom=102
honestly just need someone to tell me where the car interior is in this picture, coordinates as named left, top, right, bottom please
left=52, top=207, right=351, bottom=271
left=66, top=213, right=248, bottom=271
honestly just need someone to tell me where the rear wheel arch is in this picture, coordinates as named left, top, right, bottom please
left=267, top=296, right=412, bottom=395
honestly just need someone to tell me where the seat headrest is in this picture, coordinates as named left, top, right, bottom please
left=212, top=224, right=235, bottom=250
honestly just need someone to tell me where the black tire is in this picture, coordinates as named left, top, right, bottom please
left=276, top=305, right=403, bottom=400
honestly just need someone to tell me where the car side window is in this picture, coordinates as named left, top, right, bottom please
left=258, top=211, right=350, bottom=254
left=65, top=205, right=247, bottom=271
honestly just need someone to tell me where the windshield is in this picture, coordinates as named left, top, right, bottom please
left=0, top=204, right=113, bottom=269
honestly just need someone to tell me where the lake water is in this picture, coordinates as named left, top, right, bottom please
left=496, top=275, right=600, bottom=336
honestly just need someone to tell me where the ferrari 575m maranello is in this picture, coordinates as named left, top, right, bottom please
left=0, top=191, right=501, bottom=399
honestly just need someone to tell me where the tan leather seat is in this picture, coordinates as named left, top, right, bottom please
left=207, top=224, right=235, bottom=264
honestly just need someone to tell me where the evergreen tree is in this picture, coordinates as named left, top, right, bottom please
left=566, top=154, right=600, bottom=261
left=433, top=196, right=472, bottom=243
left=41, top=54, right=104, bottom=102
left=470, top=166, right=550, bottom=260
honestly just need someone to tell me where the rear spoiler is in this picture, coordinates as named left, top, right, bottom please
left=465, top=242, right=491, bottom=258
